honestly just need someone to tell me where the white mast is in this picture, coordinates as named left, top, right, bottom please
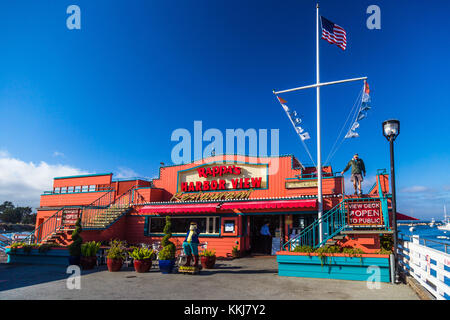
left=316, top=3, right=323, bottom=244
left=273, top=3, right=367, bottom=247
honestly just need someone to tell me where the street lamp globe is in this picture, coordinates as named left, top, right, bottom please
left=382, top=119, right=400, bottom=141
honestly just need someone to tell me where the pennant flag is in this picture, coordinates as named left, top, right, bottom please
left=321, top=16, right=347, bottom=50
left=356, top=112, right=366, bottom=121
left=276, top=96, right=311, bottom=142
left=362, top=80, right=370, bottom=103
left=344, top=131, right=359, bottom=139
left=345, top=81, right=373, bottom=139
left=300, top=132, right=311, bottom=141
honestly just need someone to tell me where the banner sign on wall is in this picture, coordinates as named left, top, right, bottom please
left=62, top=208, right=81, bottom=225
left=347, top=201, right=384, bottom=226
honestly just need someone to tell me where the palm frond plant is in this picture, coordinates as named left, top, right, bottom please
left=129, top=246, right=155, bottom=273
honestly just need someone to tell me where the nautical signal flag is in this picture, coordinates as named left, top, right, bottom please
left=321, top=16, right=347, bottom=50
left=275, top=96, right=311, bottom=141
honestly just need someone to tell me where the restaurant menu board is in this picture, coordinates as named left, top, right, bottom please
left=347, top=201, right=384, bottom=227
left=62, top=208, right=81, bottom=226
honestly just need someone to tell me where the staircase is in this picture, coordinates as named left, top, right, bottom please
left=24, top=187, right=136, bottom=245
left=283, top=196, right=390, bottom=251
left=283, top=198, right=348, bottom=251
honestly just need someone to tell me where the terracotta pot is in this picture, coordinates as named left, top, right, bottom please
left=80, top=256, right=97, bottom=270
left=107, top=258, right=123, bottom=272
left=133, top=259, right=152, bottom=273
left=200, top=256, right=216, bottom=269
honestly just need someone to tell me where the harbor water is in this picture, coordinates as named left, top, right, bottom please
left=399, top=222, right=450, bottom=253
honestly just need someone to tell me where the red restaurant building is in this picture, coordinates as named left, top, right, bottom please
left=34, top=154, right=393, bottom=257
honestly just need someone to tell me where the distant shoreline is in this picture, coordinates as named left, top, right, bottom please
left=0, top=223, right=34, bottom=234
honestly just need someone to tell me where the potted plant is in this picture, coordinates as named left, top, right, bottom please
left=80, top=241, right=101, bottom=270
left=231, top=245, right=240, bottom=259
left=68, top=218, right=83, bottom=265
left=158, top=216, right=176, bottom=274
left=106, top=240, right=126, bottom=272
left=200, top=249, right=216, bottom=269
left=129, top=246, right=154, bottom=273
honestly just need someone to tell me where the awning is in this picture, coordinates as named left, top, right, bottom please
left=390, top=211, right=419, bottom=221
left=220, top=199, right=316, bottom=211
left=139, top=203, right=219, bottom=214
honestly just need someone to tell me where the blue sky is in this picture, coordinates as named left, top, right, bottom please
left=0, top=0, right=449, bottom=219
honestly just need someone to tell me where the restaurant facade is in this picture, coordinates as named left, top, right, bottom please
left=35, top=154, right=391, bottom=257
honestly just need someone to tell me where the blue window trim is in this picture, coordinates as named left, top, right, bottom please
left=41, top=190, right=114, bottom=196
left=144, top=215, right=222, bottom=237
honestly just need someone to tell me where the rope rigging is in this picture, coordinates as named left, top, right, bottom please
left=324, top=85, right=364, bottom=165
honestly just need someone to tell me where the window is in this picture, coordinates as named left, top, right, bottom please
left=89, top=185, right=96, bottom=192
left=82, top=186, right=89, bottom=192
left=54, top=187, right=61, bottom=194
left=148, top=216, right=220, bottom=235
left=74, top=186, right=81, bottom=192
left=224, top=220, right=235, bottom=233
left=67, top=186, right=74, bottom=193
left=60, top=187, right=67, bottom=194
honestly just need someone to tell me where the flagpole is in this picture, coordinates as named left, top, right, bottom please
left=316, top=3, right=323, bottom=245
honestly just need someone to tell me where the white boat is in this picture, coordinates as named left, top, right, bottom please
left=429, top=218, right=435, bottom=227
left=409, top=226, right=415, bottom=232
left=437, top=205, right=450, bottom=231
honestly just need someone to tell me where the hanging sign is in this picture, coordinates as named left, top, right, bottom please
left=170, top=189, right=252, bottom=202
left=62, top=208, right=81, bottom=225
left=347, top=201, right=384, bottom=226
left=285, top=180, right=318, bottom=189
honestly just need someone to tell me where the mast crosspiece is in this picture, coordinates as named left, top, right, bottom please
left=273, top=4, right=368, bottom=245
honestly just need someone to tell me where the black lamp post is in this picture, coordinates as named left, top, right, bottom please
left=382, top=119, right=400, bottom=283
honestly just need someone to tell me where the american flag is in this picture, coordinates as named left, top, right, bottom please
left=321, top=16, right=347, bottom=50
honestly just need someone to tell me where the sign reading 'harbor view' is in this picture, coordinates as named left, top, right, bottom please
left=177, top=163, right=268, bottom=193
left=347, top=201, right=383, bottom=226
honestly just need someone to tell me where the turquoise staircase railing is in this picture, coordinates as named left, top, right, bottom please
left=283, top=199, right=347, bottom=251
left=283, top=170, right=391, bottom=251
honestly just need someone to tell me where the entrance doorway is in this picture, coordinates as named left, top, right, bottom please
left=249, top=215, right=283, bottom=255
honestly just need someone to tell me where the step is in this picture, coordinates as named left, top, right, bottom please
left=326, top=240, right=337, bottom=245
left=333, top=235, right=345, bottom=240
left=341, top=230, right=393, bottom=235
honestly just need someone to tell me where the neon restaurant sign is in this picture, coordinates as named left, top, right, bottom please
left=172, top=163, right=268, bottom=202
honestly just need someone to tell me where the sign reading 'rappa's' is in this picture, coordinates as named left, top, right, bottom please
left=177, top=163, right=268, bottom=193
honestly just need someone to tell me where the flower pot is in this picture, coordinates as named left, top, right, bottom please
left=134, top=259, right=152, bottom=273
left=158, top=259, right=175, bottom=274
left=200, top=256, right=216, bottom=269
left=68, top=255, right=80, bottom=266
left=107, top=258, right=123, bottom=272
left=80, top=256, right=97, bottom=270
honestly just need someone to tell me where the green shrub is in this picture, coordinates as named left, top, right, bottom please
left=158, top=216, right=175, bottom=260
left=68, top=218, right=83, bottom=256
left=376, top=248, right=392, bottom=255
left=106, top=239, right=127, bottom=260
left=129, top=247, right=154, bottom=260
left=380, top=234, right=393, bottom=251
left=292, top=245, right=314, bottom=253
left=200, top=249, right=216, bottom=257
left=81, top=241, right=101, bottom=257
left=38, top=244, right=53, bottom=253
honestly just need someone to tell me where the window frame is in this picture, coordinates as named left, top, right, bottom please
left=146, top=215, right=221, bottom=236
